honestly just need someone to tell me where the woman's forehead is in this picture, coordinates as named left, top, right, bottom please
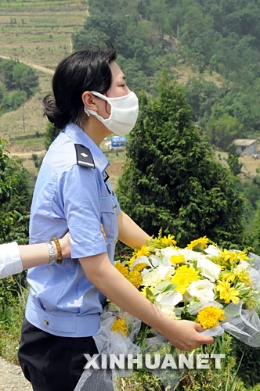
left=110, top=61, right=125, bottom=80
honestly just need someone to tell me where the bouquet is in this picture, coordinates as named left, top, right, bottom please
left=75, top=233, right=260, bottom=391
left=118, top=233, right=260, bottom=346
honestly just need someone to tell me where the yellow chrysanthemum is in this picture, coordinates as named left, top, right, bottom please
left=197, top=306, right=226, bottom=329
left=234, top=267, right=252, bottom=287
left=114, top=262, right=129, bottom=278
left=128, top=270, right=142, bottom=289
left=169, top=255, right=185, bottom=265
left=160, top=234, right=177, bottom=246
left=219, top=250, right=248, bottom=267
left=216, top=280, right=240, bottom=304
left=171, top=265, right=199, bottom=294
left=128, top=246, right=150, bottom=268
left=221, top=272, right=236, bottom=283
left=219, top=249, right=237, bottom=265
left=135, top=246, right=150, bottom=258
left=186, top=236, right=209, bottom=251
left=111, top=318, right=128, bottom=336
left=132, top=263, right=149, bottom=272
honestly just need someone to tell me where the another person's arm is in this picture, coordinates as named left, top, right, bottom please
left=0, top=232, right=70, bottom=279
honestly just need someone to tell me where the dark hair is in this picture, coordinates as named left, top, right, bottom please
left=43, top=48, right=117, bottom=129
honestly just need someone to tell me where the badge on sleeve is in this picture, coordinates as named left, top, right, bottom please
left=74, top=144, right=95, bottom=168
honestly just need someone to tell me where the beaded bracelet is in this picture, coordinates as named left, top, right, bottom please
left=51, top=237, right=63, bottom=264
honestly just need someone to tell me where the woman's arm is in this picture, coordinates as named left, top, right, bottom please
left=0, top=232, right=70, bottom=279
left=117, top=210, right=150, bottom=249
left=80, top=253, right=214, bottom=351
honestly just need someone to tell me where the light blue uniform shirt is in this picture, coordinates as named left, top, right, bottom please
left=25, top=123, right=120, bottom=337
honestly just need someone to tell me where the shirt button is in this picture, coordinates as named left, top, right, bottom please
left=44, top=320, right=49, bottom=326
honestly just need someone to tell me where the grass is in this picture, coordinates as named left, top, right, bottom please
left=0, top=0, right=87, bottom=148
left=0, top=0, right=87, bottom=69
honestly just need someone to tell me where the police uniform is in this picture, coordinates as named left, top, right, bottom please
left=18, top=123, right=121, bottom=391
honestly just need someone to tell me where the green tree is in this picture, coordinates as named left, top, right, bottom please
left=0, top=59, right=38, bottom=98
left=206, top=108, right=243, bottom=151
left=252, top=198, right=260, bottom=253
left=226, top=143, right=243, bottom=176
left=0, top=139, right=32, bottom=244
left=116, top=74, right=244, bottom=247
left=44, top=122, right=61, bottom=150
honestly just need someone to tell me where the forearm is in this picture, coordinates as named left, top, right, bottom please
left=117, top=211, right=150, bottom=249
left=0, top=234, right=70, bottom=279
left=80, top=253, right=214, bottom=350
left=80, top=252, right=166, bottom=332
left=19, top=242, right=51, bottom=269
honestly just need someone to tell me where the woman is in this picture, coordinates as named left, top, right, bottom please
left=0, top=233, right=70, bottom=279
left=18, top=48, right=213, bottom=391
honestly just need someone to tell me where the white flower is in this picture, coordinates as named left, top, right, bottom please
left=197, top=258, right=221, bottom=281
left=204, top=244, right=221, bottom=257
left=186, top=279, right=215, bottom=302
left=234, top=261, right=248, bottom=273
left=187, top=300, right=223, bottom=315
left=178, top=248, right=206, bottom=262
left=157, top=247, right=181, bottom=265
left=155, top=303, right=178, bottom=320
left=130, top=256, right=152, bottom=271
left=155, top=291, right=183, bottom=307
left=142, top=265, right=174, bottom=287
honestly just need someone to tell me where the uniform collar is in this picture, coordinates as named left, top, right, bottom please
left=63, top=123, right=109, bottom=172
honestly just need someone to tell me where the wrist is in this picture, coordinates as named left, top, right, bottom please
left=46, top=238, right=63, bottom=265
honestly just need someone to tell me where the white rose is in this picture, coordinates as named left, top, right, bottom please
left=142, top=264, right=174, bottom=287
left=197, top=258, right=221, bottom=281
left=186, top=279, right=215, bottom=302
left=204, top=244, right=221, bottom=257
left=155, top=291, right=183, bottom=307
left=158, top=247, right=181, bottom=265
left=155, top=303, right=178, bottom=320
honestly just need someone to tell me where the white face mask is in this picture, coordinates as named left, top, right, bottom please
left=84, top=91, right=139, bottom=136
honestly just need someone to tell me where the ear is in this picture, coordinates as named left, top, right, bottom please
left=82, top=91, right=98, bottom=112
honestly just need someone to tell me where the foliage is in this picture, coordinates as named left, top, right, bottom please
left=233, top=339, right=260, bottom=388
left=71, top=0, right=260, bottom=137
left=206, top=107, right=243, bottom=151
left=226, top=144, right=243, bottom=176
left=44, top=122, right=61, bottom=150
left=175, top=334, right=246, bottom=391
left=0, top=58, right=39, bottom=115
left=0, top=285, right=29, bottom=365
left=0, top=59, right=39, bottom=97
left=117, top=74, right=244, bottom=248
left=0, top=139, right=32, bottom=244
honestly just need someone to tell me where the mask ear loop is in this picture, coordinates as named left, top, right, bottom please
left=84, top=106, right=90, bottom=116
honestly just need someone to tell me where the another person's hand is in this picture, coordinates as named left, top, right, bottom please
left=59, top=224, right=106, bottom=260
left=59, top=231, right=70, bottom=258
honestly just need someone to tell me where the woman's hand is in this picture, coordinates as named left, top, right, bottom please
left=158, top=317, right=213, bottom=351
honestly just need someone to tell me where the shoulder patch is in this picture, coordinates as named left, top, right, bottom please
left=74, top=144, right=95, bottom=168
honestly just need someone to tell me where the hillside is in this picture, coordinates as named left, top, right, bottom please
left=0, top=0, right=87, bottom=148
left=1, top=0, right=260, bottom=180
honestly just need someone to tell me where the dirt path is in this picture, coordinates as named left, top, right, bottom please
left=0, top=357, right=32, bottom=391
left=0, top=55, right=54, bottom=75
